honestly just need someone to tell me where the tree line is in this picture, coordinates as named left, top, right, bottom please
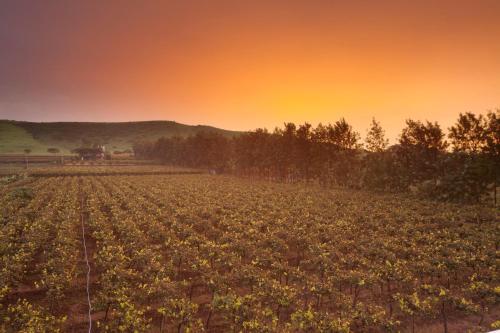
left=133, top=110, right=499, bottom=203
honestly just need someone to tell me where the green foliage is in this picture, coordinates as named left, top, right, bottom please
left=0, top=122, right=49, bottom=154
left=1, top=146, right=497, bottom=332
left=289, top=306, right=351, bottom=332
left=158, top=298, right=203, bottom=332
left=0, top=120, right=238, bottom=154
left=2, top=299, right=66, bottom=332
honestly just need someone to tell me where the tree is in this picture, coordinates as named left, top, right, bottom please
left=23, top=149, right=31, bottom=169
left=296, top=123, right=313, bottom=181
left=328, top=118, right=361, bottom=151
left=448, top=112, right=487, bottom=153
left=484, top=110, right=500, bottom=204
left=233, top=128, right=273, bottom=177
left=133, top=141, right=155, bottom=159
left=47, top=148, right=60, bottom=154
left=400, top=120, right=447, bottom=153
left=361, top=119, right=394, bottom=190
left=273, top=123, right=298, bottom=182
left=483, top=109, right=499, bottom=158
left=398, top=120, right=447, bottom=183
left=130, top=113, right=495, bottom=201
left=443, top=111, right=499, bottom=203
left=326, top=119, right=361, bottom=186
left=365, top=118, right=389, bottom=153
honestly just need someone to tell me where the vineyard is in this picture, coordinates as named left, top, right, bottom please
left=0, top=171, right=498, bottom=332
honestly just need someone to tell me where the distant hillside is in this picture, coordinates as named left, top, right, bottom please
left=0, top=120, right=240, bottom=154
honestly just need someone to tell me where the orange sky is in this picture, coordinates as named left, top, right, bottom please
left=0, top=0, right=499, bottom=141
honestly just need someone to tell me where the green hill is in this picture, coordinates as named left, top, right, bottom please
left=0, top=120, right=240, bottom=154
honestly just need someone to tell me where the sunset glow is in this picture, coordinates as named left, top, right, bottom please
left=1, top=0, right=499, bottom=140
left=1, top=2, right=499, bottom=331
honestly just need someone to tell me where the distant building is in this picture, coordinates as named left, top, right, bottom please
left=73, top=146, right=106, bottom=160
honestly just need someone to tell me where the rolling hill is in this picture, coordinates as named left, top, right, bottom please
left=0, top=120, right=240, bottom=154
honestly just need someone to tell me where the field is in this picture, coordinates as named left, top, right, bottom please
left=0, top=168, right=498, bottom=332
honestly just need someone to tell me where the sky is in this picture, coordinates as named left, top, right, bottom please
left=0, top=0, right=499, bottom=141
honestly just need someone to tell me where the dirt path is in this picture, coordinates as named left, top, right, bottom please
left=65, top=183, right=97, bottom=332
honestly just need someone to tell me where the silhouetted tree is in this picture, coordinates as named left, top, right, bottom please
left=328, top=118, right=361, bottom=151
left=362, top=119, right=394, bottom=190
left=449, top=113, right=487, bottom=153
left=327, top=118, right=361, bottom=186
left=484, top=110, right=500, bottom=158
left=133, top=112, right=496, bottom=204
left=484, top=110, right=500, bottom=204
left=365, top=118, right=388, bottom=153
left=398, top=119, right=447, bottom=185
left=296, top=123, right=313, bottom=181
